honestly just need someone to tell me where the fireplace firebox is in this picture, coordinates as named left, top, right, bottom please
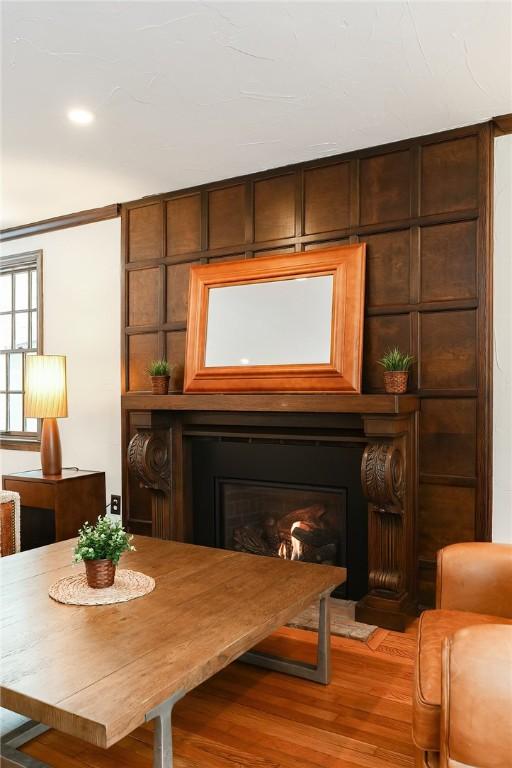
left=192, top=437, right=367, bottom=599
left=218, top=479, right=347, bottom=596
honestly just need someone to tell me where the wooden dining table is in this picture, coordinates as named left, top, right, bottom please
left=1, top=535, right=345, bottom=767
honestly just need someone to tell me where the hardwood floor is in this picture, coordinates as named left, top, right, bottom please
left=17, top=625, right=416, bottom=767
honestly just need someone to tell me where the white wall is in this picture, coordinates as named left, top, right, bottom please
left=493, top=134, right=512, bottom=544
left=0, top=218, right=122, bottom=506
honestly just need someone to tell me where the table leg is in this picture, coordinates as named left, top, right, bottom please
left=2, top=693, right=186, bottom=768
left=145, top=690, right=185, bottom=768
left=0, top=720, right=51, bottom=767
left=240, top=592, right=332, bottom=684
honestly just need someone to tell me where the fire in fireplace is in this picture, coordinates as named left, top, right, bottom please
left=219, top=480, right=346, bottom=567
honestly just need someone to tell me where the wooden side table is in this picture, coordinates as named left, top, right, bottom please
left=1, top=469, right=106, bottom=551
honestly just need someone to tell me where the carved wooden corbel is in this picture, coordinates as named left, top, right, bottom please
left=127, top=427, right=171, bottom=493
left=361, top=442, right=405, bottom=512
left=359, top=440, right=407, bottom=600
left=127, top=427, right=172, bottom=539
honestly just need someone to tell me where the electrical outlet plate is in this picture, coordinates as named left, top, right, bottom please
left=110, top=495, right=121, bottom=515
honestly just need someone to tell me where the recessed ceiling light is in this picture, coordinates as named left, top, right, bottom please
left=67, top=108, right=94, bottom=125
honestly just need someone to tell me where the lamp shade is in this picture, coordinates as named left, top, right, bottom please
left=24, top=355, right=68, bottom=418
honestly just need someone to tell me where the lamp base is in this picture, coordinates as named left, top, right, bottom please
left=41, top=418, right=62, bottom=476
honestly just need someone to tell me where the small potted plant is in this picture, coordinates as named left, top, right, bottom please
left=378, top=347, right=415, bottom=394
left=147, top=359, right=171, bottom=394
left=73, top=516, right=135, bottom=588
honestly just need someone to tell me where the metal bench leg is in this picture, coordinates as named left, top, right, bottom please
left=240, top=591, right=332, bottom=685
left=145, top=690, right=185, bottom=768
left=0, top=720, right=51, bottom=767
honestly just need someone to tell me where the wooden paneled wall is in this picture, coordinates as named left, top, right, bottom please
left=121, top=122, right=493, bottom=605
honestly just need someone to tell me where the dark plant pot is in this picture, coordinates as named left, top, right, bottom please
left=383, top=371, right=409, bottom=394
left=151, top=375, right=170, bottom=395
left=85, top=559, right=116, bottom=588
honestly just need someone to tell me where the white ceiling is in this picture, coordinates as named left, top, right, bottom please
left=2, top=1, right=511, bottom=228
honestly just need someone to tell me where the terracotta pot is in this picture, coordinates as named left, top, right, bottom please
left=383, top=371, right=409, bottom=394
left=85, top=559, right=116, bottom=589
left=151, top=375, right=170, bottom=395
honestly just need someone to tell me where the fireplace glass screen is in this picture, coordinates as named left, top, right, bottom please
left=218, top=479, right=346, bottom=567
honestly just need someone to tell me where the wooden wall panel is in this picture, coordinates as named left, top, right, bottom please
left=359, top=150, right=411, bottom=224
left=167, top=261, right=199, bottom=324
left=128, top=333, right=158, bottom=391
left=419, top=310, right=477, bottom=390
left=254, top=175, right=295, bottom=242
left=167, top=195, right=201, bottom=256
left=364, top=229, right=410, bottom=307
left=128, top=268, right=160, bottom=327
left=166, top=330, right=186, bottom=371
left=420, top=220, right=477, bottom=302
left=208, top=185, right=245, bottom=248
left=128, top=203, right=163, bottom=262
left=418, top=562, right=436, bottom=608
left=304, top=163, right=350, bottom=234
left=121, top=121, right=493, bottom=603
left=304, top=238, right=349, bottom=251
left=254, top=245, right=296, bottom=257
left=420, top=398, right=477, bottom=479
left=207, top=253, right=246, bottom=264
left=420, top=136, right=478, bottom=215
left=418, top=484, right=475, bottom=561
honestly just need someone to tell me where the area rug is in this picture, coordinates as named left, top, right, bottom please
left=288, top=598, right=378, bottom=642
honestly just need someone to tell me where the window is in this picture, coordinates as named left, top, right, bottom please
left=0, top=250, right=43, bottom=449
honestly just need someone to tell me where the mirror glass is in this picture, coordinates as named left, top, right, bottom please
left=204, top=274, right=333, bottom=367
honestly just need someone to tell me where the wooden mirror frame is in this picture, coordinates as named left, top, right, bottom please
left=184, top=243, right=366, bottom=393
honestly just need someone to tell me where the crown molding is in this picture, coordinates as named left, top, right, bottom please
left=493, top=113, right=512, bottom=136
left=0, top=204, right=120, bottom=243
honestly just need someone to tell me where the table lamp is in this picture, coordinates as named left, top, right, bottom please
left=24, top=355, right=68, bottom=476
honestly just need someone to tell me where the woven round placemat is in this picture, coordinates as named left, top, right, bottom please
left=49, top=569, right=155, bottom=606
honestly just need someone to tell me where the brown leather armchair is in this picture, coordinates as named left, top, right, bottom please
left=413, top=542, right=512, bottom=767
left=440, top=624, right=512, bottom=768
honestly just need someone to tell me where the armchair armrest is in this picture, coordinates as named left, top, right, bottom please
left=436, top=542, right=512, bottom=617
left=440, top=624, right=512, bottom=768
left=0, top=495, right=19, bottom=557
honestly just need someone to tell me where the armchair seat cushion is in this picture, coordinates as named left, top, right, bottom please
left=413, top=609, right=512, bottom=751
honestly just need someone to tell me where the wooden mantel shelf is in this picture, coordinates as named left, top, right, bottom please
left=122, top=392, right=419, bottom=415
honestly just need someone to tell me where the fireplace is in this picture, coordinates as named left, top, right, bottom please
left=125, top=395, right=418, bottom=629
left=191, top=436, right=367, bottom=599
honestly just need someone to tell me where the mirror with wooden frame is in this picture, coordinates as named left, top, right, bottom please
left=184, top=244, right=366, bottom=393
